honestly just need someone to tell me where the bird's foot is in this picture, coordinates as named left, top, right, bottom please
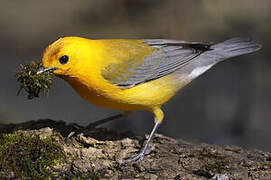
left=123, top=151, right=145, bottom=163
left=66, top=114, right=125, bottom=143
left=65, top=123, right=84, bottom=143
left=121, top=146, right=155, bottom=164
left=66, top=131, right=76, bottom=143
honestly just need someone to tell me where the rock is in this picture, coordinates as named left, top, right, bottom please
left=0, top=119, right=271, bottom=179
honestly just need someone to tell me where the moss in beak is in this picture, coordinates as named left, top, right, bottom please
left=16, top=61, right=53, bottom=99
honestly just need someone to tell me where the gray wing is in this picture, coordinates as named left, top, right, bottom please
left=102, top=38, right=260, bottom=88
left=115, top=39, right=211, bottom=88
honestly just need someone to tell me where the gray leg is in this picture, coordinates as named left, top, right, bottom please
left=66, top=113, right=126, bottom=142
left=123, top=122, right=160, bottom=163
left=85, top=113, right=125, bottom=129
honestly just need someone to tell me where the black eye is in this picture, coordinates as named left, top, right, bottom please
left=59, top=55, right=69, bottom=64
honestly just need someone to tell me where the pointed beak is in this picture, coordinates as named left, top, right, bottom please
left=36, top=66, right=57, bottom=75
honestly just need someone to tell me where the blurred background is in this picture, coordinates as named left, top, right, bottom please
left=0, top=0, right=270, bottom=151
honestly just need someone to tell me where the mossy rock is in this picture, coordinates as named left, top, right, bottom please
left=1, top=120, right=271, bottom=179
left=0, top=130, right=64, bottom=179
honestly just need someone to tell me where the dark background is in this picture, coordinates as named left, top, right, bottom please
left=1, top=0, right=270, bottom=151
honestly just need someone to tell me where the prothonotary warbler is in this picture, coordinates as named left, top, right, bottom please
left=37, top=37, right=261, bottom=162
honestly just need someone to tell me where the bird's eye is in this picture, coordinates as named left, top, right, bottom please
left=59, top=55, right=69, bottom=64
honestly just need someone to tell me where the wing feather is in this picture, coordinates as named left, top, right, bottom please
left=102, top=39, right=211, bottom=88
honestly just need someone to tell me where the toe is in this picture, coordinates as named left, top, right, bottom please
left=121, top=152, right=145, bottom=164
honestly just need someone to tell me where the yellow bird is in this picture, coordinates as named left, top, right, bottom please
left=37, top=37, right=261, bottom=162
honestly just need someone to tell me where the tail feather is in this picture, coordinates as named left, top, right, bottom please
left=210, top=37, right=261, bottom=60
left=174, top=37, right=261, bottom=82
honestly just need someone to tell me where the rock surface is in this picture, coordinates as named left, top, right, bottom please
left=0, top=119, right=271, bottom=179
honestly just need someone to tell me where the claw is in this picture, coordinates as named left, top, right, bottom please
left=65, top=131, right=75, bottom=143
left=122, top=151, right=145, bottom=164
left=121, top=146, right=155, bottom=164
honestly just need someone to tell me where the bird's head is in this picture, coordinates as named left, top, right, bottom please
left=38, top=36, right=90, bottom=77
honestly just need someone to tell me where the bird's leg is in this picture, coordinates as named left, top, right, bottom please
left=122, top=122, right=160, bottom=163
left=85, top=113, right=125, bottom=129
left=122, top=108, right=164, bottom=163
left=66, top=112, right=130, bottom=142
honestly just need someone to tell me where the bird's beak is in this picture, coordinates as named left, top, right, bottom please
left=36, top=66, right=57, bottom=74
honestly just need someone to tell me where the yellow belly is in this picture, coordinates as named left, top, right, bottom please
left=63, top=74, right=187, bottom=112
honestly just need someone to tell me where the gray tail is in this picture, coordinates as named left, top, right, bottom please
left=175, top=38, right=261, bottom=82
left=209, top=37, right=261, bottom=62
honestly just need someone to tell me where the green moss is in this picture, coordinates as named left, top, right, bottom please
left=0, top=132, right=64, bottom=179
left=16, top=61, right=53, bottom=99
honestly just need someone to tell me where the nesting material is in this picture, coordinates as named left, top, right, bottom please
left=16, top=61, right=53, bottom=99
